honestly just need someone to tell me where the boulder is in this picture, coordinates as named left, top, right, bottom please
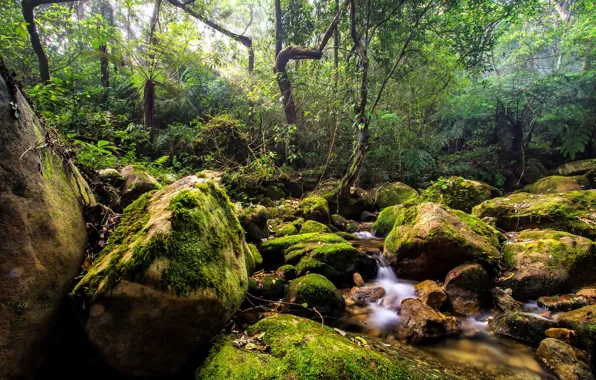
left=536, top=338, right=593, bottom=380
left=119, top=164, right=159, bottom=207
left=383, top=202, right=502, bottom=281
left=361, top=211, right=377, bottom=222
left=353, top=272, right=365, bottom=287
left=399, top=298, right=458, bottom=342
left=555, top=159, right=596, bottom=176
left=499, top=230, right=596, bottom=299
left=271, top=218, right=302, bottom=237
left=299, top=219, right=331, bottom=234
left=0, top=66, right=92, bottom=379
left=245, top=243, right=263, bottom=275
left=249, top=273, right=285, bottom=299
left=444, top=264, right=491, bottom=316
left=556, top=305, right=596, bottom=355
left=472, top=191, right=596, bottom=239
left=275, top=264, right=296, bottom=281
left=98, top=168, right=123, bottom=185
left=545, top=328, right=577, bottom=345
left=284, top=274, right=344, bottom=315
left=239, top=205, right=269, bottom=243
left=491, top=288, right=522, bottom=313
left=374, top=182, right=418, bottom=209
left=349, top=286, right=386, bottom=305
left=371, top=205, right=401, bottom=237
left=299, top=196, right=330, bottom=224
left=578, top=288, right=596, bottom=300
left=71, top=176, right=250, bottom=376
left=521, top=175, right=589, bottom=194
left=414, top=280, right=447, bottom=310
left=538, top=295, right=590, bottom=312
left=421, top=176, right=499, bottom=213
left=330, top=214, right=348, bottom=231
left=488, top=312, right=557, bottom=345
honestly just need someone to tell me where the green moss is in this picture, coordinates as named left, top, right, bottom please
left=371, top=205, right=401, bottom=237
left=285, top=274, right=344, bottom=312
left=335, top=231, right=355, bottom=240
left=299, top=196, right=330, bottom=223
left=276, top=264, right=297, bottom=280
left=422, top=176, right=495, bottom=213
left=300, top=220, right=331, bottom=234
left=555, top=159, right=596, bottom=176
left=197, top=314, right=444, bottom=379
left=521, top=175, right=588, bottom=194
left=375, top=182, right=419, bottom=209
left=245, top=243, right=263, bottom=274
left=261, top=233, right=345, bottom=263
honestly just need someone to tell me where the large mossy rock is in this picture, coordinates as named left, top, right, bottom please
left=239, top=204, right=269, bottom=243
left=537, top=338, right=594, bottom=380
left=261, top=233, right=376, bottom=286
left=472, top=191, right=596, bottom=239
left=119, top=164, right=159, bottom=208
left=0, top=65, right=93, bottom=380
left=521, top=175, right=590, bottom=194
left=299, top=219, right=331, bottom=234
left=371, top=205, right=401, bottom=237
left=298, top=195, right=330, bottom=224
left=556, top=305, right=596, bottom=356
left=284, top=274, right=344, bottom=314
left=383, top=202, right=502, bottom=281
left=421, top=176, right=499, bottom=213
left=71, top=176, right=250, bottom=376
left=374, top=182, right=418, bottom=209
left=196, top=314, right=452, bottom=379
left=555, top=159, right=596, bottom=176
left=499, top=230, right=596, bottom=299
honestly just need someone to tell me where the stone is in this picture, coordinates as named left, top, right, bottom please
left=521, top=175, right=589, bottom=194
left=245, top=243, right=263, bottom=275
left=537, top=338, right=593, bottom=380
left=299, top=219, right=331, bottom=234
left=491, top=287, right=522, bottom=313
left=371, top=205, right=401, bottom=237
left=239, top=205, right=269, bottom=243
left=421, top=176, right=499, bottom=213
left=499, top=229, right=596, bottom=299
left=545, top=328, right=577, bottom=345
left=538, top=295, right=590, bottom=312
left=353, top=272, right=365, bottom=287
left=577, top=288, right=596, bottom=300
left=275, top=264, right=296, bottom=281
left=71, top=176, right=250, bottom=376
left=330, top=214, right=348, bottom=231
left=284, top=274, right=345, bottom=315
left=488, top=312, right=558, bottom=345
left=374, top=182, right=418, bottom=209
left=98, top=168, right=123, bottom=185
left=556, top=305, right=596, bottom=356
left=398, top=298, right=458, bottom=342
left=299, top=196, right=330, bottom=224
left=555, top=159, right=596, bottom=176
left=361, top=211, right=377, bottom=222
left=0, top=68, right=92, bottom=380
left=414, top=280, right=447, bottom=310
left=349, top=286, right=386, bottom=305
left=444, top=264, right=491, bottom=316
left=472, top=191, right=596, bottom=239
left=250, top=273, right=285, bottom=300
left=119, top=164, right=159, bottom=208
left=383, top=202, right=502, bottom=281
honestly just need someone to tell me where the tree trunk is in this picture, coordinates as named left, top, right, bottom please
left=274, top=0, right=282, bottom=58
left=144, top=79, right=155, bottom=130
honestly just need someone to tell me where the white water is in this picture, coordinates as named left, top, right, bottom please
left=353, top=231, right=375, bottom=239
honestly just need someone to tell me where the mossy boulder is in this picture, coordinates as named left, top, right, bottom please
left=285, top=274, right=345, bottom=314
left=119, top=164, right=159, bottom=208
left=472, top=191, right=596, bottom=239
left=299, top=219, right=331, bottom=234
left=330, top=213, right=348, bottom=231
left=0, top=70, right=93, bottom=380
left=521, top=175, right=589, bottom=194
left=537, top=294, right=590, bottom=312
left=239, top=205, right=269, bottom=243
left=249, top=273, right=285, bottom=299
left=444, top=264, right=491, bottom=316
left=499, top=229, right=596, bottom=299
left=245, top=243, right=263, bottom=275
left=555, top=159, right=596, bottom=176
left=71, top=176, right=250, bottom=376
left=197, top=313, right=453, bottom=379
left=371, top=205, right=401, bottom=237
left=555, top=305, right=596, bottom=355
left=374, top=182, right=418, bottom=209
left=271, top=218, right=303, bottom=237
left=488, top=312, right=558, bottom=346
left=421, top=176, right=498, bottom=213
left=276, top=264, right=297, bottom=280
left=299, top=196, right=330, bottom=224
left=536, top=338, right=593, bottom=380
left=383, top=202, right=502, bottom=281
left=261, top=183, right=286, bottom=201
left=98, top=168, right=124, bottom=185
left=261, top=233, right=376, bottom=286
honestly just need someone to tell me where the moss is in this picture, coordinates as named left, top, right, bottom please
left=521, top=175, right=588, bottom=194
left=197, top=314, right=444, bottom=380
left=300, top=220, right=331, bottom=234
left=245, top=243, right=263, bottom=274
left=371, top=205, right=401, bottom=237
left=299, top=196, right=330, bottom=223
left=285, top=274, right=344, bottom=312
left=72, top=182, right=248, bottom=312
left=375, top=182, right=419, bottom=209
left=335, top=231, right=355, bottom=240
left=276, top=264, right=297, bottom=280
left=472, top=191, right=596, bottom=239
left=261, top=233, right=345, bottom=263
left=346, top=220, right=359, bottom=233
left=422, top=176, right=495, bottom=213
left=555, top=159, right=596, bottom=176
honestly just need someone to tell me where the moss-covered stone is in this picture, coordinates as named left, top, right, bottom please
left=245, top=243, right=263, bottom=275
left=422, top=176, right=498, bottom=213
left=271, top=218, right=303, bottom=237
left=536, top=338, right=593, bottom=380
left=119, top=164, right=160, bottom=208
left=375, top=182, right=419, bottom=209
left=555, top=305, right=596, bottom=356
left=555, top=159, right=596, bottom=176
left=300, top=219, right=331, bottom=234
left=249, top=273, right=285, bottom=299
left=299, top=195, right=330, bottom=223
left=285, top=274, right=345, bottom=314
left=335, top=231, right=355, bottom=240
left=71, top=176, right=249, bottom=376
left=239, top=205, right=269, bottom=243
left=197, top=314, right=450, bottom=379
left=520, top=175, right=589, bottom=194
left=383, top=202, right=502, bottom=281
left=260, top=232, right=346, bottom=265
left=499, top=229, right=596, bottom=299
left=488, top=312, right=558, bottom=346
left=472, top=191, right=596, bottom=239
left=371, top=205, right=401, bottom=237
left=275, top=264, right=297, bottom=280
left=331, top=213, right=348, bottom=231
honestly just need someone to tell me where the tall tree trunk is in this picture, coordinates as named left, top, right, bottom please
left=145, top=0, right=161, bottom=131
left=98, top=0, right=113, bottom=93
left=274, top=0, right=282, bottom=58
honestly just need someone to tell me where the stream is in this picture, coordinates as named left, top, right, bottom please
left=345, top=231, right=555, bottom=379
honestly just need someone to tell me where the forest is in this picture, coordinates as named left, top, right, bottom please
left=0, top=0, right=595, bottom=379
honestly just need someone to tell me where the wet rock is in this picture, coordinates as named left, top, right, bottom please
left=472, top=191, right=596, bottom=239
left=383, top=202, right=502, bottom=281
left=119, top=164, right=159, bottom=207
left=353, top=272, right=365, bottom=287
left=555, top=159, right=596, bottom=176
left=240, top=205, right=269, bottom=243
left=275, top=264, right=296, bottom=280
left=361, top=211, right=377, bottom=222
left=556, top=305, right=596, bottom=355
left=491, top=287, right=522, bottom=313
left=521, top=175, right=589, bottom=194
left=331, top=214, right=348, bottom=231
left=300, top=219, right=331, bottom=234
left=577, top=288, right=596, bottom=300
left=499, top=229, right=596, bottom=299
left=299, top=196, right=330, bottom=224
left=546, top=328, right=577, bottom=345
left=444, top=264, right=491, bottom=316
left=71, top=176, right=250, bottom=376
left=399, top=298, right=458, bottom=342
left=349, top=286, right=386, bottom=305
left=414, top=280, right=447, bottom=310
left=346, top=219, right=359, bottom=233
left=488, top=312, right=558, bottom=345
left=421, top=176, right=498, bottom=213
left=374, top=182, right=418, bottom=209
left=371, top=205, right=401, bottom=237
left=285, top=274, right=345, bottom=315
left=538, top=295, right=590, bottom=312
left=537, top=338, right=593, bottom=380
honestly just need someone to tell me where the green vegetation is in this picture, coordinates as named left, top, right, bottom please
left=284, top=274, right=345, bottom=313
left=422, top=176, right=496, bottom=213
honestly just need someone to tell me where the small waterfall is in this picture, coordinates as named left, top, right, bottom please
left=353, top=231, right=375, bottom=239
